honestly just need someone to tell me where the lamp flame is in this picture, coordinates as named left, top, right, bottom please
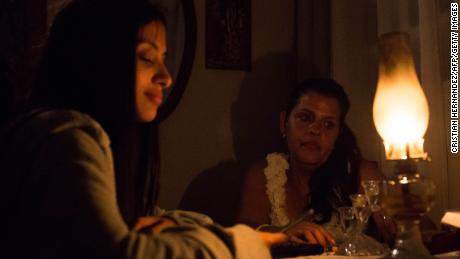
left=373, top=32, right=429, bottom=160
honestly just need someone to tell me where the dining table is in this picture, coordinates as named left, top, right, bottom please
left=281, top=250, right=460, bottom=259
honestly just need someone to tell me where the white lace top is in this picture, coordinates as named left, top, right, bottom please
left=263, top=153, right=344, bottom=240
left=264, top=152, right=290, bottom=226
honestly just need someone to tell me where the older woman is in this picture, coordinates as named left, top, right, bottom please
left=237, top=78, right=387, bottom=248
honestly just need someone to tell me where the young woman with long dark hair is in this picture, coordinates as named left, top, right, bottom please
left=0, top=1, right=286, bottom=258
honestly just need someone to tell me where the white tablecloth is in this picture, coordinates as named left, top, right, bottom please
left=285, top=250, right=460, bottom=259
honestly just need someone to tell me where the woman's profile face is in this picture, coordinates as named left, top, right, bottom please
left=283, top=91, right=341, bottom=170
left=135, top=21, right=172, bottom=122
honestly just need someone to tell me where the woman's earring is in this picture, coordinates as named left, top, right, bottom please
left=282, top=132, right=286, bottom=139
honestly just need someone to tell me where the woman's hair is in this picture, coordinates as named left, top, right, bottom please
left=284, top=78, right=361, bottom=223
left=285, top=78, right=350, bottom=122
left=29, top=0, right=166, bottom=226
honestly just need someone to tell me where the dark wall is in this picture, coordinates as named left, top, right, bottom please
left=0, top=0, right=47, bottom=119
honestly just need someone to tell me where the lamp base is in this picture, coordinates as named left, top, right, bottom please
left=387, top=221, right=432, bottom=259
left=380, top=159, right=436, bottom=259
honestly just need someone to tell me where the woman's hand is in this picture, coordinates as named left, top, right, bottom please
left=132, top=216, right=177, bottom=234
left=285, top=221, right=336, bottom=249
left=257, top=231, right=289, bottom=247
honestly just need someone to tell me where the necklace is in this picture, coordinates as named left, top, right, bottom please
left=264, top=152, right=290, bottom=226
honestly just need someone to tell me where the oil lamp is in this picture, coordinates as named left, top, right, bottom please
left=373, top=32, right=435, bottom=258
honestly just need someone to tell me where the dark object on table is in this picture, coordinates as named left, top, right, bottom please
left=425, top=227, right=460, bottom=255
left=270, top=243, right=324, bottom=258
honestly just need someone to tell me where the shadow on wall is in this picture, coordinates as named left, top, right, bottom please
left=179, top=52, right=296, bottom=226
left=231, top=52, right=296, bottom=162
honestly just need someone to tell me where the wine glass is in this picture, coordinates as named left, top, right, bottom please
left=338, top=206, right=355, bottom=235
left=335, top=194, right=386, bottom=256
left=362, top=180, right=381, bottom=212
left=349, top=194, right=371, bottom=227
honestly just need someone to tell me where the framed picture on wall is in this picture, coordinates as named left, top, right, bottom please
left=205, top=0, right=251, bottom=71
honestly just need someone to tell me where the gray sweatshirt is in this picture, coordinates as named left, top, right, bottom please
left=0, top=109, right=270, bottom=259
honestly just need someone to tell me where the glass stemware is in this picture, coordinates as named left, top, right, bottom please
left=335, top=194, right=386, bottom=256
left=362, top=180, right=381, bottom=212
left=338, top=206, right=356, bottom=235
